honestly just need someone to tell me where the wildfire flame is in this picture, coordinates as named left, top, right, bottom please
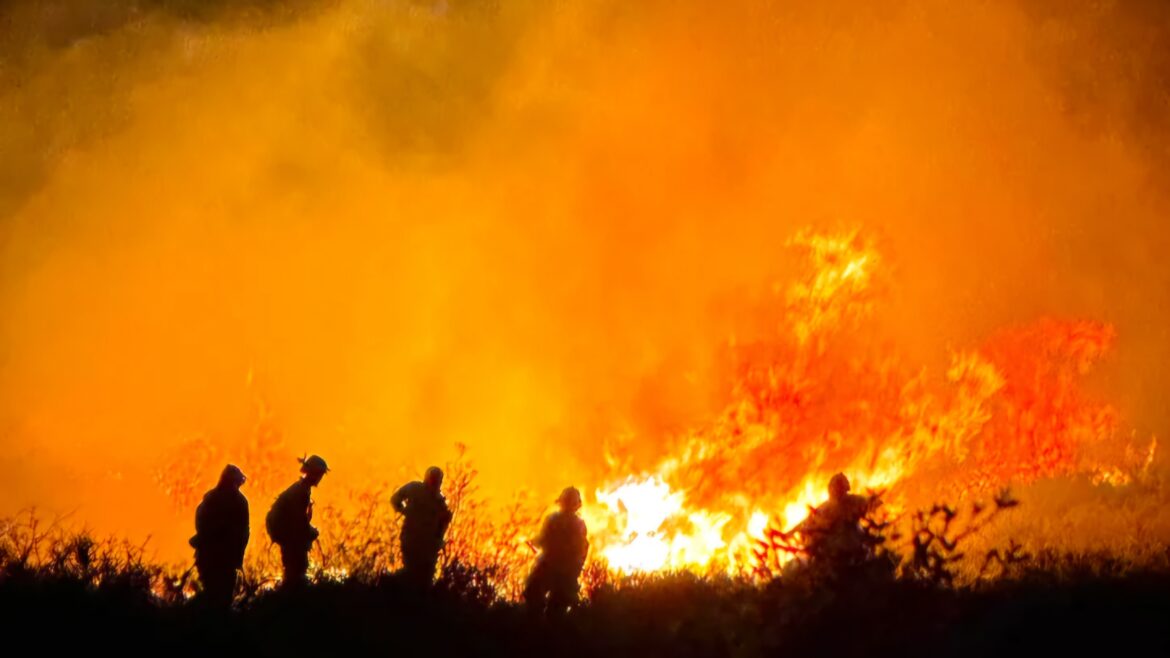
left=582, top=228, right=1131, bottom=575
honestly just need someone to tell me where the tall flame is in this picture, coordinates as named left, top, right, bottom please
left=582, top=228, right=1128, bottom=575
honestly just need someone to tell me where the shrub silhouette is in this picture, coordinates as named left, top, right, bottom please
left=3, top=485, right=1170, bottom=657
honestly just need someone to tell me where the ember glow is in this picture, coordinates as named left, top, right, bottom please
left=2, top=0, right=1169, bottom=577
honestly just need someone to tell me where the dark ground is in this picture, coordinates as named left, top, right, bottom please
left=1, top=561, right=1168, bottom=658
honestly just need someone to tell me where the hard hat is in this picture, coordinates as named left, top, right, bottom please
left=299, top=454, right=330, bottom=475
left=557, top=486, right=583, bottom=510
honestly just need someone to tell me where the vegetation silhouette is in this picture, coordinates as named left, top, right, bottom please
left=1, top=458, right=1168, bottom=656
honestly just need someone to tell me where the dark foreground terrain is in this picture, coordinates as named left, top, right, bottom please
left=2, top=554, right=1168, bottom=658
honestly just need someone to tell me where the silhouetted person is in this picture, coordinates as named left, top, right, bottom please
left=391, top=466, right=452, bottom=586
left=266, top=455, right=328, bottom=589
left=524, top=487, right=589, bottom=617
left=190, top=464, right=249, bottom=608
left=800, top=472, right=871, bottom=570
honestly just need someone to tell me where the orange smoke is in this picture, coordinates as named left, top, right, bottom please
left=0, top=0, right=1168, bottom=569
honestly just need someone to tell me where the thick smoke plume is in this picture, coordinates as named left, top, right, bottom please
left=1, top=0, right=1168, bottom=558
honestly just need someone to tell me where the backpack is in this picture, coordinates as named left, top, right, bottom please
left=266, top=487, right=298, bottom=546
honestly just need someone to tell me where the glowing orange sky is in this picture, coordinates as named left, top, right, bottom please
left=1, top=0, right=1168, bottom=561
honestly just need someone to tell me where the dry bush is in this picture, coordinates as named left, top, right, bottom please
left=0, top=509, right=181, bottom=603
left=4, top=467, right=1167, bottom=616
left=436, top=444, right=543, bottom=601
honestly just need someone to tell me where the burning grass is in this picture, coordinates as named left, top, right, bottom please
left=2, top=493, right=1168, bottom=657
